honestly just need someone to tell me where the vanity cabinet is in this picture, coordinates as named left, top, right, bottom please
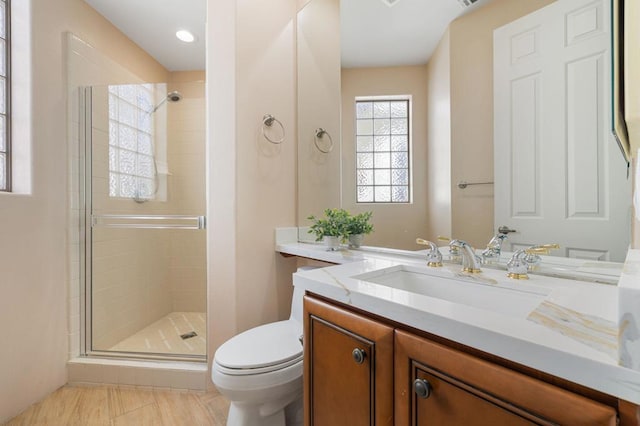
left=304, top=294, right=636, bottom=426
left=303, top=296, right=394, bottom=425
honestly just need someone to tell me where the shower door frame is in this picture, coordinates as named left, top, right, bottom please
left=79, top=86, right=207, bottom=362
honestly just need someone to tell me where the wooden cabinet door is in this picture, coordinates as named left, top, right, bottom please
left=304, top=296, right=393, bottom=426
left=395, top=330, right=617, bottom=426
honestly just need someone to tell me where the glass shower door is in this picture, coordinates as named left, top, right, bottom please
left=83, top=82, right=207, bottom=360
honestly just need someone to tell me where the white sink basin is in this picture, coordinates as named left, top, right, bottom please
left=353, top=265, right=550, bottom=317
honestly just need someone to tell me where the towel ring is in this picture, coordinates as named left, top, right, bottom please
left=261, top=114, right=285, bottom=144
left=314, top=128, right=334, bottom=153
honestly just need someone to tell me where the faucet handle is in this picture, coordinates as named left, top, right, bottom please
left=524, top=244, right=559, bottom=269
left=416, top=238, right=443, bottom=267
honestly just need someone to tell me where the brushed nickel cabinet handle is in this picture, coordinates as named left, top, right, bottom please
left=413, top=379, right=432, bottom=399
left=352, top=348, right=366, bottom=364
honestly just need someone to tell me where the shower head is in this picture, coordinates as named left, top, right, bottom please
left=150, top=91, right=182, bottom=113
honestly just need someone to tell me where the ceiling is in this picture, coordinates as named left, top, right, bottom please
left=84, top=0, right=206, bottom=72
left=84, top=0, right=488, bottom=72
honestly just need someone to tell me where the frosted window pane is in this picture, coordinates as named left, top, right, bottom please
left=373, top=119, right=390, bottom=135
left=0, top=3, right=5, bottom=39
left=109, top=147, right=117, bottom=171
left=391, top=136, right=408, bottom=152
left=374, top=152, right=390, bottom=168
left=109, top=95, right=118, bottom=120
left=119, top=85, right=137, bottom=104
left=356, top=102, right=373, bottom=119
left=356, top=136, right=373, bottom=152
left=390, top=101, right=407, bottom=118
left=375, top=186, right=391, bottom=202
left=0, top=153, right=5, bottom=190
left=0, top=39, right=5, bottom=76
left=120, top=175, right=135, bottom=197
left=118, top=100, right=136, bottom=127
left=138, top=133, right=152, bottom=155
left=374, top=169, right=390, bottom=185
left=392, top=186, right=409, bottom=202
left=392, top=169, right=408, bottom=185
left=137, top=87, right=153, bottom=112
left=138, top=110, right=152, bottom=133
left=374, top=136, right=390, bottom=152
left=109, top=122, right=118, bottom=145
left=373, top=102, right=390, bottom=118
left=138, top=154, right=154, bottom=178
left=136, top=178, right=154, bottom=198
left=0, top=115, right=5, bottom=151
left=356, top=119, right=373, bottom=135
left=357, top=169, right=373, bottom=185
left=119, top=149, right=136, bottom=175
left=357, top=186, right=374, bottom=203
left=109, top=173, right=118, bottom=197
left=108, top=85, right=118, bottom=95
left=391, top=152, right=408, bottom=168
left=391, top=118, right=408, bottom=134
left=118, top=125, right=136, bottom=151
left=357, top=153, right=373, bottom=169
left=0, top=77, right=5, bottom=114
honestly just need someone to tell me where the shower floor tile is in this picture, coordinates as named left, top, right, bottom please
left=110, top=312, right=206, bottom=356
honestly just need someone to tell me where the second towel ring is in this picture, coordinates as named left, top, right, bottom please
left=261, top=114, right=285, bottom=144
left=314, top=128, right=334, bottom=153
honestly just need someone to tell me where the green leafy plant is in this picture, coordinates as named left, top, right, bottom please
left=307, top=208, right=350, bottom=242
left=345, top=211, right=374, bottom=236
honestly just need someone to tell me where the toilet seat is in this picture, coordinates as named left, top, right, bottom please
left=214, top=320, right=303, bottom=376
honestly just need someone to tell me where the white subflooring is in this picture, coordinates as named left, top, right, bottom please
left=110, top=312, right=206, bottom=356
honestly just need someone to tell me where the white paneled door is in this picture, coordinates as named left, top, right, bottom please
left=494, top=0, right=631, bottom=262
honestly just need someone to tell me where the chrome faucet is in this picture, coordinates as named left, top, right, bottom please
left=449, top=239, right=482, bottom=273
left=481, top=233, right=508, bottom=264
left=416, top=238, right=443, bottom=267
left=506, top=244, right=559, bottom=279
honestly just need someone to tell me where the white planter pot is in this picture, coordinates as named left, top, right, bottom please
left=323, top=236, right=341, bottom=251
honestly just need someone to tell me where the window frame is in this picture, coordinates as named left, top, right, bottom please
left=354, top=95, right=412, bottom=204
left=0, top=0, right=11, bottom=192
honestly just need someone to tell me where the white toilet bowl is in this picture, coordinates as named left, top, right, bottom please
left=212, top=271, right=310, bottom=426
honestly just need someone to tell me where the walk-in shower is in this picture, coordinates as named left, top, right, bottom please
left=80, top=81, right=207, bottom=361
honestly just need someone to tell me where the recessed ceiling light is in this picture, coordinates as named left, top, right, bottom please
left=176, top=30, right=196, bottom=43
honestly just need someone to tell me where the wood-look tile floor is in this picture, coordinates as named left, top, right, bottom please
left=3, top=384, right=229, bottom=426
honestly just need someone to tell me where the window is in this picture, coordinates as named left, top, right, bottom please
left=0, top=0, right=10, bottom=191
left=355, top=97, right=410, bottom=203
left=108, top=84, right=156, bottom=200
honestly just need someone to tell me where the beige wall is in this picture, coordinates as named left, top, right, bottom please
left=207, top=0, right=298, bottom=372
left=297, top=0, right=342, bottom=225
left=0, top=0, right=175, bottom=421
left=341, top=66, right=429, bottom=249
left=426, top=29, right=452, bottom=242
left=447, top=0, right=555, bottom=247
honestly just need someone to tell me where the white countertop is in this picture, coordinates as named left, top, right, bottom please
left=279, top=241, right=640, bottom=405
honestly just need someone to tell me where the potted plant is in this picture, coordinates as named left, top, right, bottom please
left=307, top=208, right=350, bottom=251
left=345, top=211, right=374, bottom=248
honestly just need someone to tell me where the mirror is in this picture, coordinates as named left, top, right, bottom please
left=297, top=0, right=632, bottom=262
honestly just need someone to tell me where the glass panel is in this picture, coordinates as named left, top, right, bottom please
left=0, top=2, right=5, bottom=40
left=136, top=177, right=154, bottom=198
left=374, top=186, right=391, bottom=202
left=119, top=150, right=136, bottom=175
left=0, top=153, right=5, bottom=190
left=356, top=102, right=373, bottom=119
left=138, top=154, right=154, bottom=178
left=374, top=169, right=390, bottom=185
left=109, top=95, right=118, bottom=120
left=120, top=174, right=135, bottom=197
left=357, top=186, right=374, bottom=202
left=0, top=115, right=5, bottom=151
left=356, top=136, right=373, bottom=152
left=390, top=101, right=407, bottom=118
left=109, top=122, right=118, bottom=145
left=109, top=173, right=117, bottom=197
left=118, top=99, right=136, bottom=127
left=392, top=186, right=409, bottom=203
left=374, top=136, right=390, bottom=152
left=373, top=119, right=390, bottom=135
left=108, top=146, right=118, bottom=171
left=0, top=77, right=5, bottom=115
left=119, top=84, right=137, bottom=105
left=138, top=132, right=153, bottom=155
left=373, top=101, right=390, bottom=118
left=356, top=119, right=373, bottom=135
left=118, top=125, right=137, bottom=151
left=0, top=39, right=5, bottom=76
left=357, top=169, right=373, bottom=185
left=391, top=135, right=408, bottom=152
left=357, top=153, right=373, bottom=169
left=374, top=152, right=390, bottom=168
left=392, top=152, right=409, bottom=168
left=138, top=110, right=152, bottom=133
left=392, top=169, right=408, bottom=185
left=391, top=118, right=408, bottom=134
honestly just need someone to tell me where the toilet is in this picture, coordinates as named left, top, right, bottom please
left=211, top=270, right=310, bottom=426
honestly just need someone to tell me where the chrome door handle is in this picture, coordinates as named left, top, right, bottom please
left=498, top=226, right=517, bottom=234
